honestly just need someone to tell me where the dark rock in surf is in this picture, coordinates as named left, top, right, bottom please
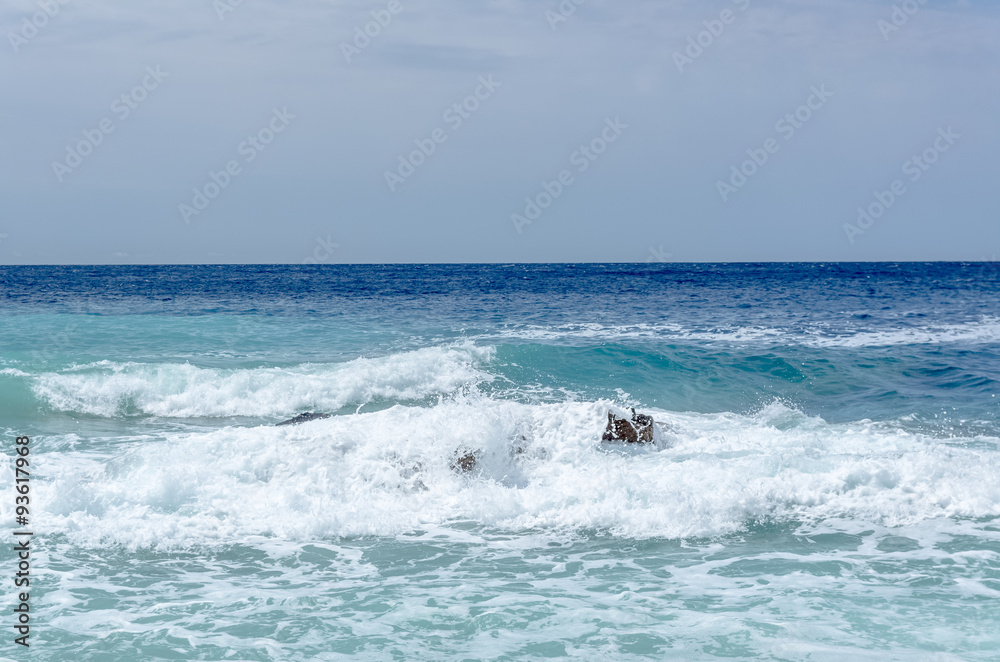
left=275, top=412, right=331, bottom=426
left=451, top=452, right=478, bottom=473
left=602, top=408, right=654, bottom=443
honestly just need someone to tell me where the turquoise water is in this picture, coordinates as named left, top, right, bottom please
left=1, top=264, right=998, bottom=660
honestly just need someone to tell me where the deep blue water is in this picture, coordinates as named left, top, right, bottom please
left=1, top=264, right=998, bottom=660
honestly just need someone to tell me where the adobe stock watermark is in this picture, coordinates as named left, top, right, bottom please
left=511, top=117, right=628, bottom=234
left=965, top=255, right=997, bottom=305
left=8, top=0, right=71, bottom=54
left=213, top=0, right=247, bottom=21
left=878, top=0, right=927, bottom=41
left=178, top=107, right=295, bottom=224
left=546, top=0, right=586, bottom=31
left=301, top=234, right=340, bottom=264
left=843, top=126, right=960, bottom=244
left=222, top=315, right=256, bottom=352
left=51, top=66, right=169, bottom=183
left=384, top=74, right=501, bottom=192
left=673, top=0, right=751, bottom=73
left=645, top=246, right=673, bottom=263
left=716, top=84, right=833, bottom=202
left=976, top=255, right=998, bottom=282
left=341, top=0, right=410, bottom=63
left=29, top=313, right=88, bottom=363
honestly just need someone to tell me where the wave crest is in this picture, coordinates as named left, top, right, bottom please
left=30, top=345, right=494, bottom=418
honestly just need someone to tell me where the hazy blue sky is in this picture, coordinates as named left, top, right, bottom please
left=1, top=0, right=997, bottom=263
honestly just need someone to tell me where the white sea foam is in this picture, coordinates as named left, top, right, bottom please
left=28, top=344, right=493, bottom=418
left=803, top=316, right=1000, bottom=348
left=479, top=323, right=787, bottom=344
left=14, top=399, right=999, bottom=549
left=479, top=316, right=1000, bottom=348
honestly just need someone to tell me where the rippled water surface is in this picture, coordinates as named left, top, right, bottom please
left=1, top=263, right=998, bottom=660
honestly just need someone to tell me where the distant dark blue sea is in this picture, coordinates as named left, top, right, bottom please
left=1, top=263, right=998, bottom=660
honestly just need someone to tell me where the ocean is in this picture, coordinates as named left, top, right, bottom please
left=1, top=263, right=998, bottom=660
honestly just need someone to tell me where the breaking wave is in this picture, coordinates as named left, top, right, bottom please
left=27, top=345, right=493, bottom=418
left=14, top=400, right=999, bottom=549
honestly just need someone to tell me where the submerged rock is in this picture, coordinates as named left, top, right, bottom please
left=275, top=412, right=331, bottom=426
left=602, top=408, right=654, bottom=443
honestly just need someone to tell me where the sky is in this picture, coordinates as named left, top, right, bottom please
left=0, top=0, right=997, bottom=264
